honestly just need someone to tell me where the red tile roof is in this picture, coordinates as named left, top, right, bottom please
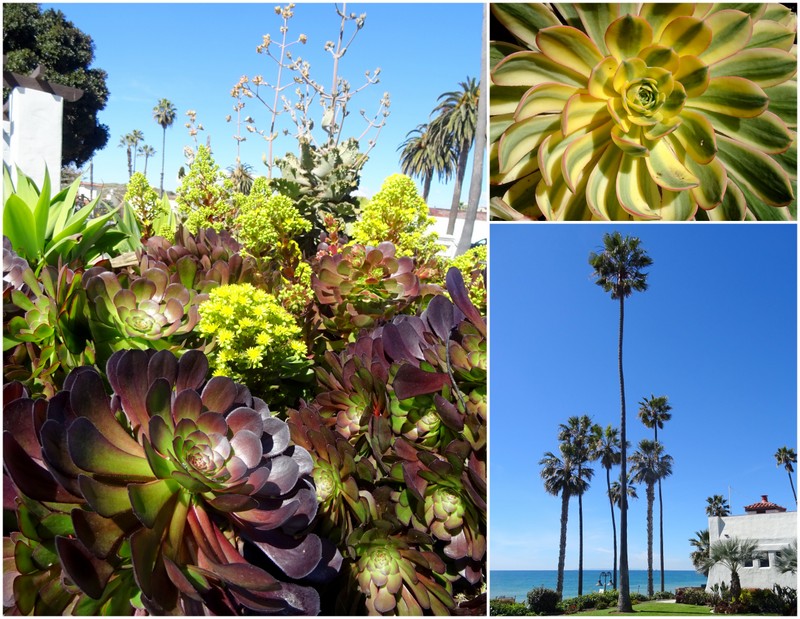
left=743, top=494, right=787, bottom=513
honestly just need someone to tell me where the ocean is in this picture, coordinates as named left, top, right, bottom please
left=490, top=570, right=708, bottom=602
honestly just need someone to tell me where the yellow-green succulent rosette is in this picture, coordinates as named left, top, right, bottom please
left=490, top=3, right=797, bottom=221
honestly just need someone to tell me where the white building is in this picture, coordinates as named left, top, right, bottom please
left=706, top=495, right=797, bottom=592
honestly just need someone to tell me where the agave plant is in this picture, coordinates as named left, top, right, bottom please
left=490, top=3, right=797, bottom=220
left=3, top=350, right=339, bottom=615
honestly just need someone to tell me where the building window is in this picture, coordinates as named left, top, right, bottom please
left=744, top=558, right=754, bottom=568
left=758, top=553, right=770, bottom=568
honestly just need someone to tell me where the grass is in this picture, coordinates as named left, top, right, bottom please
left=574, top=602, right=713, bottom=615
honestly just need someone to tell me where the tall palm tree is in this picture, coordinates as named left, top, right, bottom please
left=592, top=425, right=622, bottom=590
left=153, top=98, right=177, bottom=197
left=119, top=134, right=134, bottom=179
left=609, top=480, right=638, bottom=510
left=228, top=161, right=255, bottom=195
left=689, top=529, right=710, bottom=576
left=629, top=439, right=674, bottom=598
left=638, top=394, right=673, bottom=592
left=397, top=123, right=455, bottom=202
left=589, top=232, right=653, bottom=613
left=540, top=445, right=589, bottom=600
left=705, top=494, right=731, bottom=517
left=774, top=446, right=797, bottom=503
left=139, top=145, right=156, bottom=178
left=558, top=415, right=599, bottom=597
left=432, top=77, right=479, bottom=235
left=702, top=537, right=758, bottom=599
left=129, top=129, right=144, bottom=174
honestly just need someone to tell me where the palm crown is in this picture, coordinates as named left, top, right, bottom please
left=589, top=231, right=653, bottom=300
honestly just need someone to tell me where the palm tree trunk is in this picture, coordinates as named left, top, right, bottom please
left=422, top=173, right=432, bottom=203
left=456, top=9, right=487, bottom=256
left=578, top=475, right=584, bottom=597
left=446, top=142, right=469, bottom=235
left=646, top=483, right=654, bottom=598
left=658, top=478, right=665, bottom=592
left=557, top=490, right=570, bottom=600
left=127, top=146, right=133, bottom=180
left=607, top=466, right=617, bottom=590
left=160, top=127, right=167, bottom=198
left=787, top=469, right=797, bottom=503
left=617, top=295, right=633, bottom=612
left=730, top=570, right=741, bottom=600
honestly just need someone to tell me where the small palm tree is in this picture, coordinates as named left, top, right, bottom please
left=153, top=98, right=177, bottom=197
left=129, top=129, right=144, bottom=174
left=432, top=77, right=479, bottom=235
left=228, top=161, right=255, bottom=196
left=589, top=232, right=653, bottom=613
left=609, top=480, right=638, bottom=509
left=638, top=394, right=673, bottom=592
left=593, top=425, right=622, bottom=590
left=703, top=537, right=759, bottom=599
left=775, top=540, right=797, bottom=575
left=774, top=446, right=797, bottom=504
left=706, top=494, right=731, bottom=517
left=629, top=439, right=673, bottom=597
left=139, top=145, right=156, bottom=178
left=540, top=445, right=590, bottom=600
left=558, top=415, right=599, bottom=597
left=689, top=529, right=710, bottom=576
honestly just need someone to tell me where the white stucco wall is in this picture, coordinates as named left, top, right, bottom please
left=430, top=214, right=488, bottom=258
left=4, top=87, right=63, bottom=196
left=706, top=512, right=798, bottom=592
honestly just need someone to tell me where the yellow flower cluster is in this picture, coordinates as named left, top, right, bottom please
left=197, top=283, right=306, bottom=379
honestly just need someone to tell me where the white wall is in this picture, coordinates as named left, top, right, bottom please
left=431, top=214, right=488, bottom=258
left=706, top=512, right=798, bottom=592
left=3, top=87, right=63, bottom=196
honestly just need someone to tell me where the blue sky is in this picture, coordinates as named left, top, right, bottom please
left=42, top=2, right=484, bottom=208
left=489, top=223, right=798, bottom=571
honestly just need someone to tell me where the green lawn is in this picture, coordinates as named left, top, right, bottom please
left=575, top=602, right=712, bottom=616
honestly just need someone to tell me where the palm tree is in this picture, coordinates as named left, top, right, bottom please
left=119, top=134, right=134, bottom=179
left=540, top=445, right=589, bottom=600
left=588, top=232, right=653, bottom=613
left=153, top=98, right=177, bottom=197
left=638, top=394, right=673, bottom=592
left=774, top=446, right=797, bottom=504
left=775, top=540, right=797, bottom=575
left=705, top=494, right=731, bottom=517
left=558, top=415, right=599, bottom=597
left=139, top=145, right=156, bottom=178
left=397, top=123, right=455, bottom=203
left=228, top=161, right=255, bottom=195
left=689, top=529, right=710, bottom=576
left=432, top=77, right=479, bottom=235
left=702, top=537, right=758, bottom=599
left=129, top=129, right=144, bottom=174
left=592, top=425, right=622, bottom=590
left=609, top=480, right=638, bottom=509
left=629, top=439, right=673, bottom=597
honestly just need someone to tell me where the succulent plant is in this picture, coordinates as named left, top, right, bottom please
left=288, top=267, right=486, bottom=615
left=84, top=266, right=207, bottom=364
left=175, top=145, right=236, bottom=233
left=4, top=264, right=94, bottom=398
left=311, top=241, right=428, bottom=345
left=490, top=3, right=797, bottom=220
left=196, top=283, right=313, bottom=407
left=2, top=350, right=339, bottom=615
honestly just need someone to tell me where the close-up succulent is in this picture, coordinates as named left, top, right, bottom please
left=490, top=2, right=797, bottom=220
left=3, top=350, right=339, bottom=615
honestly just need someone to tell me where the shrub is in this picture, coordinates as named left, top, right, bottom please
left=490, top=599, right=531, bottom=616
left=526, top=586, right=560, bottom=615
left=350, top=173, right=443, bottom=264
left=123, top=172, right=173, bottom=240
left=558, top=589, right=619, bottom=612
left=773, top=584, right=797, bottom=616
left=675, top=587, right=715, bottom=606
left=651, top=590, right=676, bottom=600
